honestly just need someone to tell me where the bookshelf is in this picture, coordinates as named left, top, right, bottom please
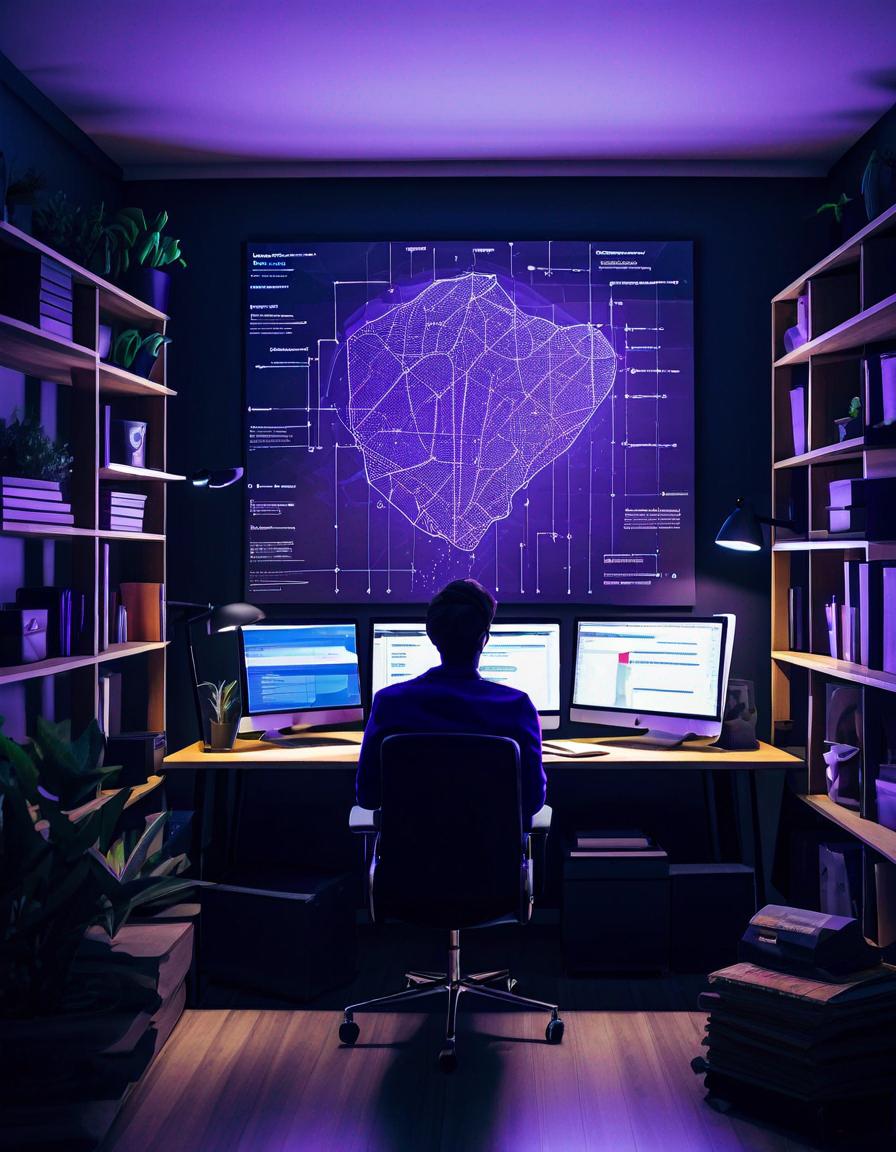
left=0, top=220, right=180, bottom=737
left=771, top=201, right=896, bottom=949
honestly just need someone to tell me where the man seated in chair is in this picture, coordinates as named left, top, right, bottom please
left=356, top=578, right=547, bottom=820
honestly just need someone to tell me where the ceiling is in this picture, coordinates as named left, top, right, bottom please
left=2, top=0, right=896, bottom=178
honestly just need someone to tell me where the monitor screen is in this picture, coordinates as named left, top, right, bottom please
left=370, top=621, right=560, bottom=715
left=240, top=622, right=361, bottom=718
left=572, top=618, right=727, bottom=721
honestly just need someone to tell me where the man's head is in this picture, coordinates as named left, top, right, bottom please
left=426, top=579, right=497, bottom=666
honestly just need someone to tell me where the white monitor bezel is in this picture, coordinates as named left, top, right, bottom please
left=368, top=617, right=561, bottom=730
left=569, top=614, right=735, bottom=739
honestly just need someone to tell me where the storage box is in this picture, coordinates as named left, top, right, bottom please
left=828, top=506, right=865, bottom=534
left=0, top=606, right=48, bottom=664
left=876, top=777, right=896, bottom=833
left=562, top=842, right=669, bottom=973
left=670, top=864, right=755, bottom=973
left=828, top=478, right=866, bottom=509
left=200, top=870, right=357, bottom=1001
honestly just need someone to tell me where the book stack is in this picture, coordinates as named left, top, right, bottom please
left=0, top=476, right=74, bottom=528
left=699, top=961, right=896, bottom=1114
left=100, top=489, right=147, bottom=532
left=38, top=255, right=74, bottom=340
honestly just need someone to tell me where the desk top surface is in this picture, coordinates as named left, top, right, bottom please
left=164, top=733, right=801, bottom=770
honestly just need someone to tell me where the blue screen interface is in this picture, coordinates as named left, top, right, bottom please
left=241, top=623, right=361, bottom=715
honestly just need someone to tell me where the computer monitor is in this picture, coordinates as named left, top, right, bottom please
left=238, top=621, right=363, bottom=737
left=570, top=615, right=735, bottom=743
left=370, top=620, right=561, bottom=730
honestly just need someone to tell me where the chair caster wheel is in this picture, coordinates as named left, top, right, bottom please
left=438, top=1044, right=457, bottom=1073
left=339, top=1020, right=360, bottom=1045
left=507, top=977, right=518, bottom=992
left=545, top=1018, right=564, bottom=1044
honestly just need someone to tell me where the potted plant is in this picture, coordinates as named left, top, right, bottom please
left=0, top=153, right=45, bottom=233
left=0, top=411, right=73, bottom=483
left=815, top=193, right=865, bottom=244
left=115, top=209, right=186, bottom=312
left=32, top=192, right=106, bottom=268
left=109, top=328, right=172, bottom=378
left=201, top=679, right=240, bottom=750
left=835, top=395, right=863, bottom=441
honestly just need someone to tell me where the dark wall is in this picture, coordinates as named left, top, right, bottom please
left=0, top=59, right=119, bottom=208
left=826, top=98, right=896, bottom=203
left=124, top=174, right=824, bottom=749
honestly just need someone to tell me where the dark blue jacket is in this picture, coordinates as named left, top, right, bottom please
left=356, top=663, right=547, bottom=818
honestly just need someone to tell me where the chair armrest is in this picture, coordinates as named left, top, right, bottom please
left=349, top=805, right=380, bottom=833
left=527, top=804, right=552, bottom=835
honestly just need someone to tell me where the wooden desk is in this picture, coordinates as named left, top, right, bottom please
left=164, top=735, right=800, bottom=902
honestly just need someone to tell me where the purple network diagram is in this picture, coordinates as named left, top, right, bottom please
left=245, top=241, right=694, bottom=604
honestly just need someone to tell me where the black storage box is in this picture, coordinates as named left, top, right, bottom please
left=562, top=842, right=670, bottom=973
left=200, top=870, right=357, bottom=1001
left=670, top=863, right=755, bottom=972
left=104, top=731, right=166, bottom=787
left=0, top=606, right=48, bottom=664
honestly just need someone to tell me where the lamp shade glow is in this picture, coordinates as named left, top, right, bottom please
left=715, top=500, right=764, bottom=552
left=192, top=467, right=244, bottom=488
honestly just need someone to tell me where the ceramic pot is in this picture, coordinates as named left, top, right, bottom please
left=881, top=353, right=896, bottom=426
left=98, top=323, right=112, bottom=360
left=209, top=720, right=239, bottom=750
left=124, top=267, right=170, bottom=314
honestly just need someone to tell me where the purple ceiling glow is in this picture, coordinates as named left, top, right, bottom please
left=2, top=0, right=895, bottom=175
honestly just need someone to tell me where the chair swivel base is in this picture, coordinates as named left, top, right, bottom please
left=339, top=930, right=564, bottom=1071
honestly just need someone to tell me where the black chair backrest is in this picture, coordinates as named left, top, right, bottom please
left=373, top=733, right=525, bottom=930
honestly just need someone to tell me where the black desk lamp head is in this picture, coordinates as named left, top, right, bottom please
left=168, top=600, right=265, bottom=745
left=715, top=498, right=795, bottom=552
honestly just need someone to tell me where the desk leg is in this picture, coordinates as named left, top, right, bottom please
left=702, top=769, right=721, bottom=863
left=745, top=770, right=766, bottom=908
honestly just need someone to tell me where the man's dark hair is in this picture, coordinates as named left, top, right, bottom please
left=426, top=579, right=497, bottom=662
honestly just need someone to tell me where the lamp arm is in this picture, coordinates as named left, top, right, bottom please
left=757, top=513, right=796, bottom=530
left=185, top=616, right=208, bottom=747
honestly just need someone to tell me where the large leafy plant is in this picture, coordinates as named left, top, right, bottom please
left=0, top=412, right=73, bottom=482
left=110, top=328, right=172, bottom=371
left=32, top=192, right=107, bottom=267
left=0, top=718, right=192, bottom=1017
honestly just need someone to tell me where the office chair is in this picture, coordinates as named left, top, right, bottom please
left=339, top=733, right=563, bottom=1072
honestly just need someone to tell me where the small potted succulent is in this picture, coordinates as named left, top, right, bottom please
left=835, top=396, right=863, bottom=442
left=201, top=679, right=240, bottom=750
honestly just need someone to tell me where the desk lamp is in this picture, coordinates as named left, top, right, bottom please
left=715, top=498, right=795, bottom=552
left=167, top=600, right=265, bottom=745
left=191, top=467, right=244, bottom=488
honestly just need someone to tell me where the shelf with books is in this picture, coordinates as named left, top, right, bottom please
left=772, top=203, right=896, bottom=889
left=0, top=312, right=96, bottom=385
left=0, top=222, right=172, bottom=738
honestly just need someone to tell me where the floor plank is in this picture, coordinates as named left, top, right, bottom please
left=99, top=1006, right=887, bottom=1152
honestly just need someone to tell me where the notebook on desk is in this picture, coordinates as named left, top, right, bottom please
left=541, top=739, right=608, bottom=758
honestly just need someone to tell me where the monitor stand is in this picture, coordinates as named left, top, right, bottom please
left=238, top=726, right=359, bottom=750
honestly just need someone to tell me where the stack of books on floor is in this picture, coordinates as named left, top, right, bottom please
left=100, top=489, right=147, bottom=532
left=0, top=476, right=74, bottom=528
left=696, top=905, right=896, bottom=1136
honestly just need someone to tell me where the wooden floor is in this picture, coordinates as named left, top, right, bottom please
left=100, top=1004, right=886, bottom=1152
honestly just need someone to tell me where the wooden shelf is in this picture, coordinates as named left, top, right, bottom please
left=772, top=650, right=896, bottom=693
left=774, top=201, right=896, bottom=302
left=99, top=463, right=186, bottom=482
left=796, top=793, right=896, bottom=865
left=774, top=290, right=896, bottom=367
left=0, top=220, right=167, bottom=325
left=0, top=522, right=95, bottom=541
left=0, top=313, right=96, bottom=385
left=772, top=536, right=868, bottom=552
left=773, top=437, right=864, bottom=469
left=97, top=641, right=169, bottom=665
left=99, top=361, right=176, bottom=397
left=0, top=220, right=171, bottom=735
left=0, top=651, right=100, bottom=686
left=97, top=528, right=166, bottom=542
